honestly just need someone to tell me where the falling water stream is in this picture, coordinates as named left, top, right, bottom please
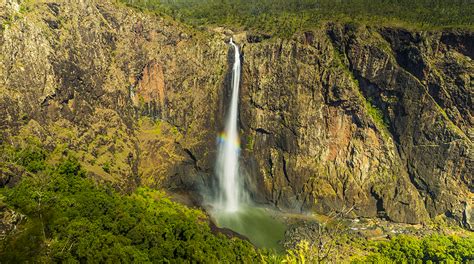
left=211, top=38, right=286, bottom=251
left=215, top=38, right=242, bottom=212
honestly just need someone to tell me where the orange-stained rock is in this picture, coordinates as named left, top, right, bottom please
left=133, top=61, right=166, bottom=108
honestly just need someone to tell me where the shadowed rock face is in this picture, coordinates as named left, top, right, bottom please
left=0, top=0, right=472, bottom=228
left=239, top=29, right=427, bottom=224
left=239, top=25, right=472, bottom=226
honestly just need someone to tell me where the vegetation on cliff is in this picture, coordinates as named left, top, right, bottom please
left=120, top=0, right=474, bottom=37
left=0, top=0, right=472, bottom=262
left=0, top=142, right=258, bottom=262
left=1, top=141, right=473, bottom=263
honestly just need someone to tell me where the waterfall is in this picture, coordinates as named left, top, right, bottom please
left=211, top=41, right=287, bottom=247
left=216, top=38, right=242, bottom=212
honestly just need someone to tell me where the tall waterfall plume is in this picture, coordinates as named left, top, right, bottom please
left=215, top=38, right=242, bottom=212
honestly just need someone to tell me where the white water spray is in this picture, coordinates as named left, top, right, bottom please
left=211, top=40, right=287, bottom=248
left=216, top=38, right=242, bottom=212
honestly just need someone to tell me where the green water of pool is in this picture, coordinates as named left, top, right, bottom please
left=211, top=205, right=287, bottom=251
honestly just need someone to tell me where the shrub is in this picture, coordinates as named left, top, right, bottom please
left=354, top=235, right=474, bottom=263
left=1, top=147, right=258, bottom=262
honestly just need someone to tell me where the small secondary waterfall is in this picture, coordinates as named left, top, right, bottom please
left=216, top=38, right=242, bottom=212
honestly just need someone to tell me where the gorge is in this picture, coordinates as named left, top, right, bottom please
left=0, top=0, right=473, bottom=262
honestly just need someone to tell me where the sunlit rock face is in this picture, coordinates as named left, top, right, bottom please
left=239, top=26, right=472, bottom=227
left=0, top=0, right=472, bottom=228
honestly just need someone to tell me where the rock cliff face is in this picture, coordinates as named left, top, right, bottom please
left=0, top=0, right=472, bottom=227
left=0, top=0, right=227, bottom=192
left=238, top=26, right=473, bottom=227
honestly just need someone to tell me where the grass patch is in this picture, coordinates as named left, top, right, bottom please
left=246, top=133, right=255, bottom=151
left=364, top=99, right=389, bottom=130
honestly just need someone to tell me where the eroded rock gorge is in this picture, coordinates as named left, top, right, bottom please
left=0, top=0, right=472, bottom=228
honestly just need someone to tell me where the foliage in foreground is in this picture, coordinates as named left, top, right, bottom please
left=356, top=234, right=474, bottom=263
left=0, top=144, right=258, bottom=263
left=279, top=234, right=474, bottom=263
left=119, top=0, right=474, bottom=37
left=1, top=142, right=473, bottom=263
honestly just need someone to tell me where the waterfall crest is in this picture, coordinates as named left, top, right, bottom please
left=215, top=38, right=242, bottom=212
